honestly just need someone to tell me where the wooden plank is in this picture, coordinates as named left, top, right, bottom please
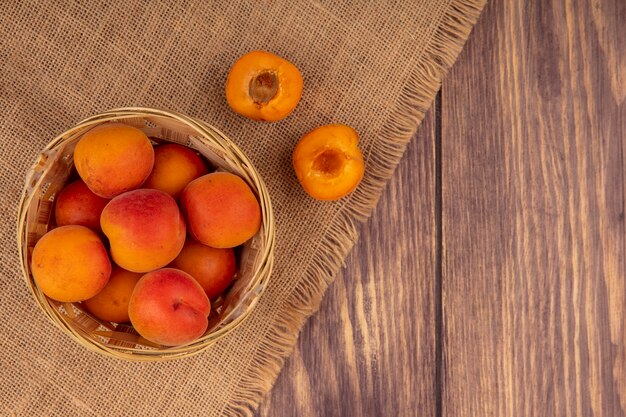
left=441, top=0, right=625, bottom=416
left=256, top=105, right=439, bottom=416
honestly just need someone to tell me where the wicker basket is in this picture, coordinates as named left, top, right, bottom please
left=16, top=107, right=275, bottom=361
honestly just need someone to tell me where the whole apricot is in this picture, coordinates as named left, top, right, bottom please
left=128, top=268, right=211, bottom=346
left=82, top=266, right=142, bottom=323
left=54, top=180, right=110, bottom=232
left=170, top=239, right=236, bottom=300
left=74, top=123, right=154, bottom=198
left=101, top=189, right=186, bottom=273
left=143, top=143, right=208, bottom=199
left=226, top=50, right=303, bottom=121
left=181, top=172, right=261, bottom=248
left=292, top=124, right=365, bottom=201
left=31, top=225, right=111, bottom=302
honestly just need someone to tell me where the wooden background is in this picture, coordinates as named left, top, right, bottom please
left=257, top=0, right=625, bottom=416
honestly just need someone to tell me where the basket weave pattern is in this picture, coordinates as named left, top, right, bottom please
left=17, top=108, right=275, bottom=361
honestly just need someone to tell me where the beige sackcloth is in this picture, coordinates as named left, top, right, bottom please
left=0, top=0, right=485, bottom=415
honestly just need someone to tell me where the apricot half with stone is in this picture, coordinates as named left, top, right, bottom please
left=226, top=50, right=303, bottom=121
left=292, top=124, right=365, bottom=201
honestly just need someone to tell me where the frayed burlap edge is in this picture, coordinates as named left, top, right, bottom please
left=222, top=1, right=487, bottom=415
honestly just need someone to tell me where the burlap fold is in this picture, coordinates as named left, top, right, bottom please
left=0, top=1, right=485, bottom=415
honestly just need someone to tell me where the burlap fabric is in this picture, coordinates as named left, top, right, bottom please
left=0, top=1, right=485, bottom=415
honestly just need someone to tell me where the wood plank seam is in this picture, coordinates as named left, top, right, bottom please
left=435, top=90, right=444, bottom=417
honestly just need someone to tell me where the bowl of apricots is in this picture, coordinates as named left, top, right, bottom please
left=17, top=107, right=275, bottom=360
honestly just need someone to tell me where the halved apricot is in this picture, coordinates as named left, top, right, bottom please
left=226, top=50, right=303, bottom=122
left=292, top=124, right=365, bottom=201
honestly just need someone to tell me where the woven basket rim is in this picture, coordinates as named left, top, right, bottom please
left=17, top=107, right=276, bottom=361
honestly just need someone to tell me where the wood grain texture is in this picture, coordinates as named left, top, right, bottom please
left=256, top=107, right=438, bottom=417
left=256, top=1, right=625, bottom=416
left=441, top=0, right=626, bottom=416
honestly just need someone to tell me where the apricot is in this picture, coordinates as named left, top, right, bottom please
left=74, top=123, right=154, bottom=198
left=142, top=143, right=208, bottom=199
left=226, top=50, right=303, bottom=121
left=292, top=124, right=365, bottom=201
left=181, top=172, right=261, bottom=248
left=170, top=239, right=236, bottom=300
left=54, top=180, right=109, bottom=232
left=128, top=268, right=211, bottom=346
left=82, top=266, right=142, bottom=323
left=31, top=225, right=111, bottom=302
left=101, top=189, right=186, bottom=273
